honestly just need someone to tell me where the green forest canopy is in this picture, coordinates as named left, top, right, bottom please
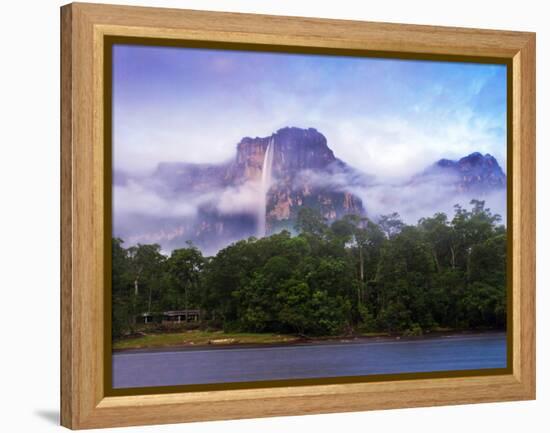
left=112, top=200, right=507, bottom=339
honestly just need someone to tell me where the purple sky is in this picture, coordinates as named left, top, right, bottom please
left=113, top=44, right=507, bottom=179
left=112, top=44, right=507, bottom=250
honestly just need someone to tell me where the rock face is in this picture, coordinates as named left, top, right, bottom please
left=233, top=127, right=363, bottom=232
left=143, top=127, right=364, bottom=253
left=416, top=152, right=506, bottom=193
left=229, top=127, right=340, bottom=181
left=117, top=128, right=506, bottom=255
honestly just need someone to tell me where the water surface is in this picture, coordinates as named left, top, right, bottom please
left=112, top=332, right=506, bottom=389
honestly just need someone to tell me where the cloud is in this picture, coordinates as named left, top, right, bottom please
left=114, top=176, right=269, bottom=221
left=113, top=180, right=214, bottom=219
left=293, top=167, right=506, bottom=226
left=324, top=108, right=506, bottom=180
left=112, top=46, right=507, bottom=252
left=114, top=164, right=506, bottom=256
left=113, top=176, right=266, bottom=250
left=113, top=46, right=507, bottom=179
left=216, top=180, right=263, bottom=215
left=126, top=226, right=187, bottom=246
left=351, top=177, right=506, bottom=225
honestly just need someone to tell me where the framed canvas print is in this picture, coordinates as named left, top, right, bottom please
left=60, top=3, right=536, bottom=429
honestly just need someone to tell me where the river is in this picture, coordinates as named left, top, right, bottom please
left=112, top=332, right=506, bottom=388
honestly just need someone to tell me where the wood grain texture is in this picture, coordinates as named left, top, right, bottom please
left=60, top=4, right=73, bottom=429
left=511, top=34, right=536, bottom=395
left=60, top=2, right=536, bottom=429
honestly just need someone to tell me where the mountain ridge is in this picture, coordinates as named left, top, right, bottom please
left=417, top=151, right=506, bottom=193
left=115, top=126, right=506, bottom=254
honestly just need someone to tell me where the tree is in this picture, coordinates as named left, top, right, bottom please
left=418, top=212, right=452, bottom=273
left=451, top=200, right=502, bottom=273
left=378, top=212, right=405, bottom=239
left=469, top=234, right=506, bottom=288
left=110, top=199, right=508, bottom=340
left=167, top=243, right=205, bottom=312
left=277, top=281, right=350, bottom=336
left=329, top=215, right=383, bottom=317
left=126, top=243, right=165, bottom=323
left=375, top=226, right=436, bottom=332
left=111, top=238, right=132, bottom=337
left=295, top=207, right=328, bottom=238
left=461, top=282, right=506, bottom=328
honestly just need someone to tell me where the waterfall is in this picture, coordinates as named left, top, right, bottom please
left=257, top=137, right=275, bottom=237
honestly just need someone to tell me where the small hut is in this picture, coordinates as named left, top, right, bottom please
left=162, top=309, right=201, bottom=324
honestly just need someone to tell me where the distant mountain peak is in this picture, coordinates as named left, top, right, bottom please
left=240, top=126, right=323, bottom=144
left=436, top=152, right=498, bottom=167
left=465, top=151, right=483, bottom=158
left=235, top=127, right=337, bottom=179
left=430, top=152, right=506, bottom=192
left=277, top=125, right=320, bottom=134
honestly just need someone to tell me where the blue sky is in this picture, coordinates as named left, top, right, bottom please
left=113, top=44, right=507, bottom=179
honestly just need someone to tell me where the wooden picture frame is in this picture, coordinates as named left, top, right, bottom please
left=60, top=2, right=536, bottom=429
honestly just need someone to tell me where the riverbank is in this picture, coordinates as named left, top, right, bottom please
left=112, top=330, right=303, bottom=350
left=112, top=328, right=501, bottom=352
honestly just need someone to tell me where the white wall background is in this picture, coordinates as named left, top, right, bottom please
left=0, top=0, right=546, bottom=431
